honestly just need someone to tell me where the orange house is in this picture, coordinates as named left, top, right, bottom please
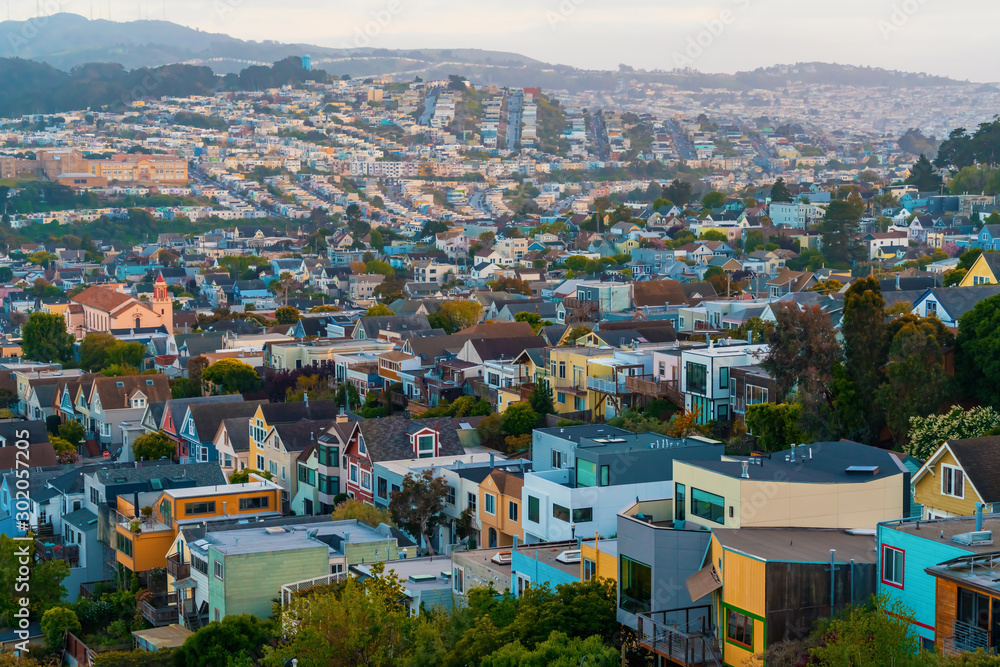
left=113, top=481, right=282, bottom=574
left=479, top=469, right=524, bottom=550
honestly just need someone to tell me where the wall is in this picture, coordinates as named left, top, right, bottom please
left=211, top=545, right=329, bottom=620
left=716, top=537, right=767, bottom=667
left=913, top=449, right=979, bottom=518
left=581, top=539, right=618, bottom=582
left=511, top=549, right=579, bottom=593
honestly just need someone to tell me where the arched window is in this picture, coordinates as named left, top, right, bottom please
left=135, top=316, right=142, bottom=329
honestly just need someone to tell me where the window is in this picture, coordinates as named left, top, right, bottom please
left=116, top=532, right=133, bottom=557
left=185, top=501, right=216, bottom=516
left=583, top=558, right=597, bottom=581
left=726, top=610, right=754, bottom=649
left=453, top=566, right=465, bottom=594
left=467, top=492, right=477, bottom=512
left=269, top=460, right=278, bottom=476
left=377, top=477, right=388, bottom=499
left=484, top=493, right=496, bottom=515
left=926, top=301, right=937, bottom=315
left=975, top=275, right=992, bottom=286
left=297, top=465, right=316, bottom=486
left=942, top=465, right=964, bottom=498
left=720, top=366, right=730, bottom=390
left=576, top=459, right=597, bottom=488
left=417, top=434, right=435, bottom=458
left=552, top=504, right=570, bottom=522
left=214, top=561, right=224, bottom=580
left=319, top=474, right=339, bottom=496
left=691, top=488, right=725, bottom=524
left=256, top=454, right=264, bottom=470
left=349, top=464, right=358, bottom=484
left=600, top=465, right=609, bottom=486
left=573, top=507, right=593, bottom=523
left=160, top=500, right=172, bottom=524
left=958, top=587, right=991, bottom=631
left=620, top=556, right=652, bottom=613
left=318, top=444, right=338, bottom=466
left=551, top=450, right=564, bottom=469
left=238, top=496, right=269, bottom=511
left=528, top=496, right=540, bottom=523
left=746, top=385, right=768, bottom=406
left=508, top=501, right=518, bottom=522
left=559, top=362, right=566, bottom=379
left=882, top=545, right=904, bottom=588
left=191, top=555, right=208, bottom=575
left=361, top=471, right=372, bottom=491
left=675, top=483, right=686, bottom=521
left=557, top=392, right=566, bottom=404
left=445, top=486, right=455, bottom=505
left=686, top=362, right=707, bottom=395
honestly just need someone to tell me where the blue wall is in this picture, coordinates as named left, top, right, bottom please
left=511, top=549, right=579, bottom=595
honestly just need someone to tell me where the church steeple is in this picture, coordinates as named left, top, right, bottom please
left=152, top=272, right=173, bottom=333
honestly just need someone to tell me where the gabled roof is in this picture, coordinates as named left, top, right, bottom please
left=185, top=401, right=268, bottom=442
left=91, top=375, right=171, bottom=410
left=918, top=285, right=1000, bottom=322
left=633, top=280, right=718, bottom=307
left=913, top=438, right=1000, bottom=502
left=71, top=286, right=136, bottom=313
left=353, top=416, right=480, bottom=463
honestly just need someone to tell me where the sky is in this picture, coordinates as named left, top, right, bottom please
left=19, top=0, right=999, bottom=81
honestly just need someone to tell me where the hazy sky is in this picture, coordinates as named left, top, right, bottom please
left=28, top=0, right=999, bottom=81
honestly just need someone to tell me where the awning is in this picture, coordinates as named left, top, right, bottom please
left=171, top=578, right=197, bottom=590
left=686, top=564, right=722, bottom=602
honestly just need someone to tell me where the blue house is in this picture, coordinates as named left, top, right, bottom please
left=877, top=512, right=1000, bottom=649
left=973, top=224, right=1000, bottom=251
left=510, top=539, right=582, bottom=596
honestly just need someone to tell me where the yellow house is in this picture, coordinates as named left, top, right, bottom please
left=580, top=536, right=617, bottom=583
left=672, top=442, right=909, bottom=531
left=41, top=302, right=69, bottom=316
left=546, top=346, right=614, bottom=418
left=698, top=527, right=877, bottom=667
left=958, top=252, right=1000, bottom=287
left=911, top=437, right=1000, bottom=519
left=613, top=238, right=640, bottom=255
left=113, top=481, right=282, bottom=574
left=479, top=468, right=523, bottom=549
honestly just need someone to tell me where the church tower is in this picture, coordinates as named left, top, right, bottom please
left=152, top=272, right=174, bottom=333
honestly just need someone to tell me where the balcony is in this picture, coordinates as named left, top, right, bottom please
left=166, top=553, right=190, bottom=580
left=943, top=620, right=994, bottom=656
left=139, top=594, right=177, bottom=627
left=626, top=375, right=684, bottom=406
left=35, top=537, right=80, bottom=567
left=587, top=376, right=629, bottom=395
left=563, top=297, right=598, bottom=323
left=637, top=607, right=720, bottom=667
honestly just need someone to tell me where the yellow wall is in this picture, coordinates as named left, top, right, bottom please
left=479, top=476, right=521, bottom=545
left=959, top=254, right=998, bottom=287
left=580, top=540, right=618, bottom=582
left=115, top=525, right=176, bottom=572
left=913, top=448, right=981, bottom=517
left=713, top=535, right=766, bottom=667
left=675, top=463, right=906, bottom=531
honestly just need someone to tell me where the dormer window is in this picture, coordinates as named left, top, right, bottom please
left=358, top=437, right=367, bottom=456
left=414, top=432, right=436, bottom=459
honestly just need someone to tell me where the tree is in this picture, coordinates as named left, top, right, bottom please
left=944, top=268, right=968, bottom=287
left=807, top=594, right=922, bottom=667
left=487, top=277, right=533, bottom=296
left=770, top=178, right=793, bottom=203
left=0, top=267, right=11, bottom=284
left=331, top=498, right=394, bottom=527
left=906, top=153, right=943, bottom=192
left=482, top=631, right=618, bottom=667
left=105, top=341, right=146, bottom=370
left=563, top=325, right=591, bottom=344
left=699, top=230, right=728, bottom=242
left=428, top=300, right=483, bottom=334
left=21, top=313, right=75, bottom=364
left=906, top=405, right=1000, bottom=460
left=365, top=260, right=395, bottom=278
left=79, top=333, right=117, bottom=371
left=502, top=402, right=539, bottom=437
left=528, top=380, right=554, bottom=416
left=389, top=469, right=449, bottom=555
left=202, top=359, right=262, bottom=395
left=839, top=277, right=887, bottom=444
left=91, top=651, right=175, bottom=666
left=229, top=468, right=272, bottom=484
left=366, top=303, right=394, bottom=317
left=173, top=614, right=274, bottom=667
left=0, top=534, right=69, bottom=623
left=701, top=191, right=726, bottom=209
left=132, top=431, right=175, bottom=461
left=745, top=404, right=803, bottom=452
left=275, top=306, right=300, bottom=325
left=50, top=436, right=79, bottom=464
left=58, top=420, right=85, bottom=448
left=878, top=318, right=953, bottom=446
left=816, top=199, right=862, bottom=266
left=957, top=293, right=1000, bottom=407
left=41, top=606, right=81, bottom=651
left=187, top=355, right=209, bottom=389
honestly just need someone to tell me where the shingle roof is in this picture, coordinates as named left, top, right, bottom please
left=186, top=401, right=268, bottom=441
left=926, top=285, right=1000, bottom=321
left=947, top=438, right=1000, bottom=501
left=93, top=375, right=171, bottom=410
left=355, top=416, right=482, bottom=463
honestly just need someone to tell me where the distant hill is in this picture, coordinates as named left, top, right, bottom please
left=0, top=14, right=972, bottom=94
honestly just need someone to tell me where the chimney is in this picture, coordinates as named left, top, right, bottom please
left=741, top=460, right=749, bottom=479
left=976, top=502, right=985, bottom=532
left=790, top=445, right=796, bottom=463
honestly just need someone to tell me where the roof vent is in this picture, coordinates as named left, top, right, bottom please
left=556, top=549, right=582, bottom=564
left=953, top=531, right=993, bottom=547
left=491, top=551, right=513, bottom=565
left=264, top=526, right=286, bottom=535
left=845, top=466, right=879, bottom=475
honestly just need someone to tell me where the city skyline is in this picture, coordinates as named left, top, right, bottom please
left=7, top=2, right=999, bottom=82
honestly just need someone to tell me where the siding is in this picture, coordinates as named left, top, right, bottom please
left=212, top=546, right=329, bottom=620
left=914, top=449, right=980, bottom=518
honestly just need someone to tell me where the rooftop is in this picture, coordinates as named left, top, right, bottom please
left=713, top=527, right=877, bottom=563
left=883, top=514, right=1000, bottom=554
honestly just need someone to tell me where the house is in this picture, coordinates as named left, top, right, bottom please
left=958, top=252, right=1000, bottom=287
left=911, top=285, right=1000, bottom=328
left=973, top=224, right=1000, bottom=251
left=509, top=540, right=583, bottom=596
left=680, top=342, right=768, bottom=424
left=911, top=437, right=1000, bottom=519
left=863, top=232, right=909, bottom=260
left=766, top=269, right=816, bottom=298
left=479, top=467, right=523, bottom=549
left=86, top=375, right=171, bottom=451
left=924, top=548, right=1000, bottom=655
left=177, top=400, right=267, bottom=465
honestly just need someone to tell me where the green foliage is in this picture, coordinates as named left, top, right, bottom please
left=41, top=606, right=81, bottom=650
left=816, top=198, right=863, bottom=266
left=202, top=359, right=262, bottom=394
left=906, top=154, right=943, bottom=192
left=132, top=431, right=175, bottom=462
left=701, top=191, right=726, bottom=209
left=173, top=614, right=274, bottom=667
left=502, top=403, right=539, bottom=437
left=770, top=177, right=793, bottom=203
left=745, top=404, right=804, bottom=452
left=91, top=650, right=176, bottom=667
left=482, top=632, right=619, bottom=667
left=906, top=405, right=1000, bottom=460
left=21, top=312, right=75, bottom=364
left=0, top=535, right=69, bottom=623
left=528, top=380, right=555, bottom=416
left=944, top=268, right=967, bottom=287
left=366, top=303, right=394, bottom=317
left=228, top=468, right=272, bottom=484
left=808, top=594, right=925, bottom=667
left=839, top=277, right=887, bottom=444
left=427, top=300, right=483, bottom=334
left=79, top=333, right=117, bottom=371
left=389, top=469, right=449, bottom=555
left=274, top=306, right=300, bottom=325
left=330, top=499, right=395, bottom=528
left=957, top=294, right=1000, bottom=407
left=58, top=419, right=85, bottom=447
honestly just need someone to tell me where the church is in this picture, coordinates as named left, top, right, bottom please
left=65, top=274, right=174, bottom=339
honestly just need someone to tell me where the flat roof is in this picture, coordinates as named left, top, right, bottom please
left=165, top=481, right=279, bottom=499
left=356, top=555, right=455, bottom=593
left=884, top=515, right=1000, bottom=554
left=581, top=537, right=619, bottom=558
left=132, top=624, right=193, bottom=649
left=713, top=527, right=877, bottom=564
left=514, top=540, right=586, bottom=578
left=202, top=519, right=395, bottom=556
left=680, top=441, right=906, bottom=484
